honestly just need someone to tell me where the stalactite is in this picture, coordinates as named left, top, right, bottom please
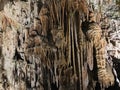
left=87, top=41, right=94, bottom=71
left=71, top=16, right=76, bottom=74
left=68, top=15, right=72, bottom=66
left=0, top=0, right=119, bottom=90
left=85, top=12, right=115, bottom=88
left=74, top=12, right=82, bottom=90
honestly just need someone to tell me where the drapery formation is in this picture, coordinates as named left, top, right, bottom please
left=84, top=12, right=114, bottom=87
left=0, top=0, right=119, bottom=90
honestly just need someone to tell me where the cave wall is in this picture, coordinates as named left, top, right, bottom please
left=0, top=0, right=119, bottom=90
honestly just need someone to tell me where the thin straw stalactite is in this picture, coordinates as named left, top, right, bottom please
left=74, top=12, right=82, bottom=90
left=68, top=14, right=71, bottom=66
left=71, top=15, right=76, bottom=75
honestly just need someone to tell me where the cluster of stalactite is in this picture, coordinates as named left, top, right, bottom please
left=0, top=0, right=119, bottom=90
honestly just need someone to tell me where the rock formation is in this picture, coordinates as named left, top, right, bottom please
left=0, top=0, right=119, bottom=90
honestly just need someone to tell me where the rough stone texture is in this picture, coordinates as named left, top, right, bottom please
left=0, top=0, right=119, bottom=90
left=89, top=0, right=120, bottom=89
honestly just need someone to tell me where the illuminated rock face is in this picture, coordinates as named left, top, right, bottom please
left=0, top=1, right=64, bottom=90
left=89, top=0, right=120, bottom=89
left=89, top=0, right=120, bottom=59
left=0, top=0, right=119, bottom=90
left=0, top=1, right=43, bottom=90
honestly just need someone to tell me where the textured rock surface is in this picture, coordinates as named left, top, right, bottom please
left=0, top=0, right=119, bottom=90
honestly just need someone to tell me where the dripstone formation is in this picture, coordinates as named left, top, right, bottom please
left=0, top=0, right=119, bottom=90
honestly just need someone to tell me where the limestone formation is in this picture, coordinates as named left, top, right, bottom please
left=0, top=0, right=119, bottom=90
